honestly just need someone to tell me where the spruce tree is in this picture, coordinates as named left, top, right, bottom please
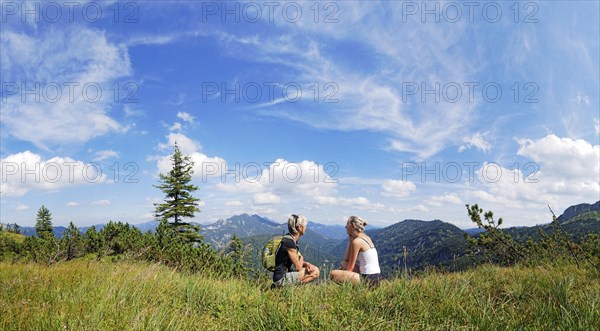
left=63, top=222, right=82, bottom=261
left=224, top=235, right=248, bottom=276
left=154, top=144, right=203, bottom=244
left=35, top=205, right=54, bottom=239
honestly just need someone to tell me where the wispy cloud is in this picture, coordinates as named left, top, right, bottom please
left=1, top=28, right=131, bottom=149
left=93, top=150, right=119, bottom=162
left=458, top=132, right=492, bottom=153
left=211, top=4, right=481, bottom=158
left=92, top=200, right=111, bottom=206
left=176, top=111, right=195, bottom=124
left=15, top=204, right=30, bottom=211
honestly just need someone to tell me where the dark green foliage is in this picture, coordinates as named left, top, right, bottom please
left=360, top=220, right=470, bottom=276
left=221, top=235, right=250, bottom=276
left=3, top=223, right=21, bottom=234
left=35, top=205, right=54, bottom=239
left=464, top=204, right=526, bottom=266
left=97, top=221, right=145, bottom=257
left=83, top=226, right=103, bottom=254
left=63, top=222, right=83, bottom=261
left=4, top=200, right=598, bottom=279
left=507, top=211, right=600, bottom=243
left=23, top=235, right=59, bottom=264
left=580, top=233, right=600, bottom=266
left=154, top=144, right=203, bottom=244
left=465, top=204, right=600, bottom=273
left=147, top=219, right=230, bottom=276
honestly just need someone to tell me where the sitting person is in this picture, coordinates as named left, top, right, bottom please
left=330, top=216, right=381, bottom=286
left=272, top=214, right=320, bottom=287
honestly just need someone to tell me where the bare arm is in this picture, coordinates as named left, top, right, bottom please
left=341, top=240, right=351, bottom=267
left=287, top=248, right=304, bottom=272
left=344, top=239, right=361, bottom=272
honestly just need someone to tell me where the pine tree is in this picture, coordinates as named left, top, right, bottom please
left=224, top=234, right=249, bottom=276
left=154, top=144, right=203, bottom=244
left=63, top=222, right=82, bottom=261
left=35, top=205, right=53, bottom=239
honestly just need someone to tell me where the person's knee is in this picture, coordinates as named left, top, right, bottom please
left=330, top=269, right=340, bottom=281
left=329, top=270, right=337, bottom=280
left=312, top=266, right=320, bottom=277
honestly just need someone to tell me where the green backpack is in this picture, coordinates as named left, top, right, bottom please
left=262, top=234, right=293, bottom=272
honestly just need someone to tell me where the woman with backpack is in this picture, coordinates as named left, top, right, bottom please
left=330, top=216, right=381, bottom=286
left=272, top=214, right=320, bottom=287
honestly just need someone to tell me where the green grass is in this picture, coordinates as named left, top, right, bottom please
left=1, top=261, right=598, bottom=330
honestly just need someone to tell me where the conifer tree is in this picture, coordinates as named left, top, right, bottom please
left=35, top=205, right=53, bottom=239
left=154, top=144, right=203, bottom=244
left=224, top=234, right=248, bottom=276
left=63, top=222, right=82, bottom=261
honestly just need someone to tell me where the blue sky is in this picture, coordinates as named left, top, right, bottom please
left=1, top=1, right=599, bottom=228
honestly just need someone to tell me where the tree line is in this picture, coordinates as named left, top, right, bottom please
left=2, top=144, right=598, bottom=278
left=0, top=144, right=248, bottom=277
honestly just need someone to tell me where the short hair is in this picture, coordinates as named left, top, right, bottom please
left=288, top=214, right=308, bottom=234
left=348, top=216, right=368, bottom=233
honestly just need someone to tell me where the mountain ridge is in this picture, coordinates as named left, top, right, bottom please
left=8, top=201, right=598, bottom=275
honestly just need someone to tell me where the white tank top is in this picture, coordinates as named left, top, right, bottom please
left=356, top=237, right=381, bottom=275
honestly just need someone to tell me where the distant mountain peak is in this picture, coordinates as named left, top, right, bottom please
left=556, top=201, right=600, bottom=223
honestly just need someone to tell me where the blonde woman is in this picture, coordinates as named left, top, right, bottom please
left=272, top=214, right=320, bottom=287
left=330, top=216, right=381, bottom=286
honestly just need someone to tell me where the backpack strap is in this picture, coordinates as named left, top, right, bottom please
left=275, top=234, right=295, bottom=256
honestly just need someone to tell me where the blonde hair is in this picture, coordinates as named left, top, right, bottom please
left=348, top=216, right=368, bottom=233
left=288, top=214, right=308, bottom=234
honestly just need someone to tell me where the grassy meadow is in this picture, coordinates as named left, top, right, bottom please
left=1, top=260, right=599, bottom=330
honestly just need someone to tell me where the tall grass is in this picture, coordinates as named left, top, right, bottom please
left=1, top=260, right=598, bottom=330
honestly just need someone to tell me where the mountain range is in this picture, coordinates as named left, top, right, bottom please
left=11, top=201, right=599, bottom=276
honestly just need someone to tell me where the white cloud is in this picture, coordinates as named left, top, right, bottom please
left=253, top=192, right=281, bottom=205
left=428, top=194, right=463, bottom=207
left=93, top=150, right=119, bottom=162
left=169, top=122, right=182, bottom=132
left=313, top=195, right=338, bottom=205
left=66, top=202, right=79, bottom=207
left=176, top=111, right=196, bottom=124
left=139, top=213, right=155, bottom=220
left=313, top=195, right=386, bottom=211
left=208, top=155, right=341, bottom=217
left=573, top=92, right=590, bottom=107
left=466, top=135, right=599, bottom=224
left=92, top=200, right=111, bottom=206
left=458, top=132, right=492, bottom=153
left=516, top=134, right=599, bottom=180
left=1, top=151, right=107, bottom=197
left=15, top=204, right=30, bottom=211
left=214, top=4, right=481, bottom=158
left=158, top=133, right=201, bottom=155
left=215, top=158, right=338, bottom=199
left=409, top=204, right=429, bottom=213
left=124, top=105, right=145, bottom=118
left=0, top=28, right=131, bottom=148
left=381, top=179, right=416, bottom=198
left=225, top=200, right=243, bottom=206
left=156, top=133, right=227, bottom=180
